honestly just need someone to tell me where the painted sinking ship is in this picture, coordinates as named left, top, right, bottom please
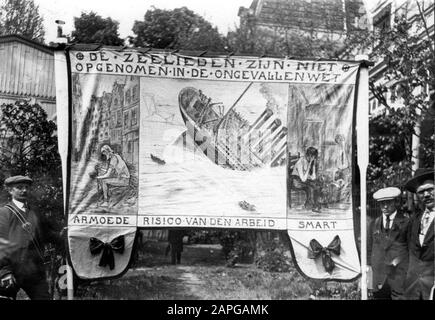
left=178, top=86, right=288, bottom=171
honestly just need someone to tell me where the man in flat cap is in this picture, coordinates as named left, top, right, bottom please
left=367, top=186, right=409, bottom=299
left=0, top=175, right=59, bottom=300
left=403, top=168, right=434, bottom=300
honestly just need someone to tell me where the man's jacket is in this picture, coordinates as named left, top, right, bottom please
left=168, top=230, right=184, bottom=252
left=404, top=211, right=434, bottom=300
left=0, top=202, right=53, bottom=280
left=367, top=212, right=409, bottom=297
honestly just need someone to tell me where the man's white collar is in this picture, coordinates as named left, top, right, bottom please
left=383, top=211, right=397, bottom=223
left=12, top=198, right=26, bottom=211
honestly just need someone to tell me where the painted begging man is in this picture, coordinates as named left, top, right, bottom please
left=96, top=145, right=130, bottom=207
left=0, top=175, right=62, bottom=300
left=403, top=168, right=434, bottom=300
left=367, top=187, right=409, bottom=300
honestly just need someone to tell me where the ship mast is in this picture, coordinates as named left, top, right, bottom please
left=214, top=82, right=253, bottom=134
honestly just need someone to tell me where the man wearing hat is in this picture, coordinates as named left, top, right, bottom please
left=0, top=175, right=53, bottom=299
left=367, top=186, right=409, bottom=299
left=403, top=168, right=434, bottom=300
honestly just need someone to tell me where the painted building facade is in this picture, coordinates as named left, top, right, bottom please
left=122, top=76, right=140, bottom=164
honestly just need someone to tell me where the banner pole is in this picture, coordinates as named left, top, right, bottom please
left=66, top=263, right=74, bottom=300
left=355, top=55, right=369, bottom=300
left=54, top=50, right=74, bottom=300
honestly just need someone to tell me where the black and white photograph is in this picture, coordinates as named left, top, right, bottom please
left=0, top=0, right=433, bottom=307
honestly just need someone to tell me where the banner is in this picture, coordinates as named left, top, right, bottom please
left=286, top=83, right=360, bottom=280
left=56, top=47, right=362, bottom=280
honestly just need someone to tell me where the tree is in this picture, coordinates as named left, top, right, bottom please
left=0, top=100, right=63, bottom=222
left=0, top=100, right=64, bottom=298
left=0, top=0, right=45, bottom=42
left=367, top=108, right=415, bottom=193
left=131, top=7, right=225, bottom=52
left=357, top=10, right=434, bottom=193
left=0, top=101, right=59, bottom=176
left=71, top=11, right=124, bottom=46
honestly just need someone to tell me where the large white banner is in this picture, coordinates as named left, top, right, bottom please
left=56, top=47, right=362, bottom=280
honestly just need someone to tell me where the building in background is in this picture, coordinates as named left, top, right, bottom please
left=0, top=35, right=56, bottom=120
left=368, top=0, right=434, bottom=115
left=362, top=0, right=434, bottom=214
left=238, top=0, right=369, bottom=43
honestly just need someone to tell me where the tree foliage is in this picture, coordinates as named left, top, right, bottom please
left=370, top=15, right=434, bottom=117
left=0, top=0, right=45, bottom=42
left=0, top=101, right=62, bottom=216
left=367, top=108, right=415, bottom=193
left=363, top=12, right=434, bottom=192
left=131, top=7, right=225, bottom=51
left=71, top=11, right=124, bottom=46
left=0, top=101, right=65, bottom=298
left=0, top=101, right=58, bottom=174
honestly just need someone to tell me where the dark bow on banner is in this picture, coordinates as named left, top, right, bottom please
left=308, top=235, right=341, bottom=274
left=89, top=235, right=125, bottom=270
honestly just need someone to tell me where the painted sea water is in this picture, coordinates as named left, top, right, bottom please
left=139, top=132, right=287, bottom=218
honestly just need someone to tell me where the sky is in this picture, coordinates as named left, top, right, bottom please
left=34, top=0, right=380, bottom=44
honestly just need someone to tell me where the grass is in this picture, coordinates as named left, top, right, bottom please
left=75, top=268, right=194, bottom=300
left=190, top=265, right=313, bottom=300
left=69, top=240, right=360, bottom=300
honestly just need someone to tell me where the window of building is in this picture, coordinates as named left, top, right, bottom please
left=117, top=110, right=122, bottom=126
left=132, top=85, right=138, bottom=101
left=125, top=89, right=131, bottom=105
left=373, top=4, right=391, bottom=34
left=124, top=111, right=129, bottom=128
left=131, top=108, right=138, bottom=126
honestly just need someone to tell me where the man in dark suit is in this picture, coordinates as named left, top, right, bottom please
left=0, top=175, right=60, bottom=300
left=403, top=168, right=434, bottom=300
left=167, top=229, right=185, bottom=265
left=367, top=187, right=409, bottom=299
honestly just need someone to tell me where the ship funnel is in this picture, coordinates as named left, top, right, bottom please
left=250, top=118, right=282, bottom=151
left=260, top=127, right=287, bottom=163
